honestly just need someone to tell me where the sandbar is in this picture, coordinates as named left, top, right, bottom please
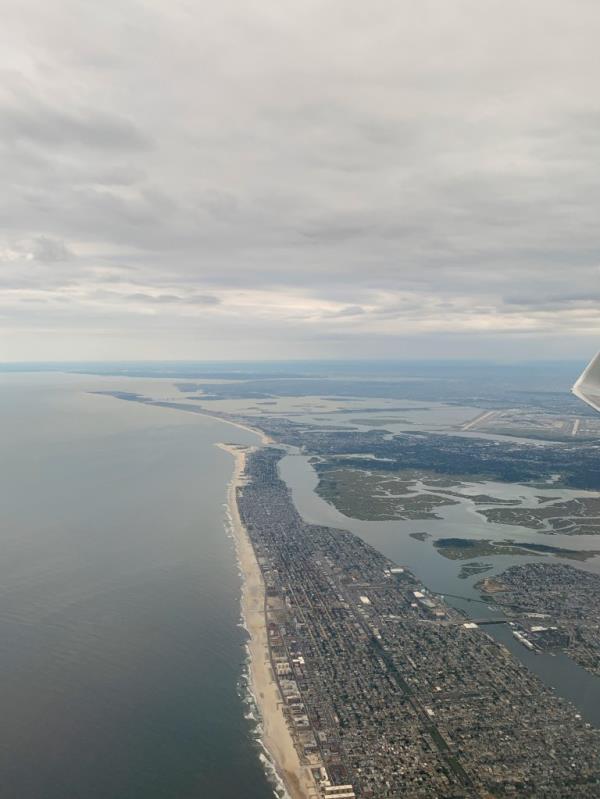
left=218, top=442, right=317, bottom=799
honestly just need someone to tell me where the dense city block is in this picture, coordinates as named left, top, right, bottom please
left=238, top=448, right=600, bottom=798
left=479, top=563, right=600, bottom=676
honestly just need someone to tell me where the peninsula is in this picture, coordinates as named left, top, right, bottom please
left=230, top=446, right=600, bottom=798
left=219, top=443, right=317, bottom=799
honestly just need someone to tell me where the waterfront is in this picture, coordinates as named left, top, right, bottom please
left=3, top=369, right=600, bottom=796
left=279, top=451, right=600, bottom=727
left=0, top=374, right=273, bottom=799
left=238, top=446, right=600, bottom=796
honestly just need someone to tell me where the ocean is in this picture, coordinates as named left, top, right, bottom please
left=3, top=367, right=599, bottom=797
left=0, top=373, right=274, bottom=799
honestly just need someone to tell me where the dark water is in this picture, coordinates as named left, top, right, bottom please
left=4, top=369, right=598, bottom=799
left=0, top=374, right=273, bottom=799
left=279, top=451, right=600, bottom=727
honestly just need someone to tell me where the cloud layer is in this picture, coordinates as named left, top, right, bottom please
left=1, top=0, right=600, bottom=359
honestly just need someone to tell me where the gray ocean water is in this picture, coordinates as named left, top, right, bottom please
left=3, top=370, right=599, bottom=799
left=0, top=374, right=274, bottom=799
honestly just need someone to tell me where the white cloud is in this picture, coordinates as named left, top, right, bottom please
left=0, top=0, right=599, bottom=359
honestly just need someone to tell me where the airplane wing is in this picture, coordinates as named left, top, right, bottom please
left=572, top=352, right=600, bottom=412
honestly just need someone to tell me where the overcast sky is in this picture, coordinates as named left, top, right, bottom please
left=1, top=0, right=599, bottom=361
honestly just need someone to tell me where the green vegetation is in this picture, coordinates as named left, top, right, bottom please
left=350, top=417, right=414, bottom=426
left=409, top=532, right=431, bottom=542
left=316, top=467, right=459, bottom=521
left=478, top=497, right=600, bottom=535
left=434, top=537, right=600, bottom=562
left=433, top=488, right=522, bottom=506
left=458, top=562, right=493, bottom=579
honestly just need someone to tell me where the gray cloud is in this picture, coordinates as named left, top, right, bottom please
left=29, top=236, right=72, bottom=262
left=125, top=292, right=221, bottom=306
left=331, top=305, right=366, bottom=318
left=0, top=95, right=152, bottom=152
left=1, top=0, right=599, bottom=359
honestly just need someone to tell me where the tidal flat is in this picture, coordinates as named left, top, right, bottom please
left=478, top=497, right=600, bottom=535
left=433, top=537, right=600, bottom=562
left=315, top=467, right=460, bottom=520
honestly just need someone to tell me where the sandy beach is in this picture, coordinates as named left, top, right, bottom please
left=218, top=442, right=317, bottom=799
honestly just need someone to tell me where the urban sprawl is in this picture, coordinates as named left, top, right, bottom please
left=238, top=448, right=600, bottom=798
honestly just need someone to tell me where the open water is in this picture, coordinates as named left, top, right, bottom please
left=0, top=373, right=274, bottom=799
left=2, top=369, right=599, bottom=798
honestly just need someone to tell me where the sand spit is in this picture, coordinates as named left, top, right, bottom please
left=205, top=410, right=273, bottom=446
left=217, top=442, right=317, bottom=799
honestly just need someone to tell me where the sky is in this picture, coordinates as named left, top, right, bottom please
left=1, top=0, right=599, bottom=361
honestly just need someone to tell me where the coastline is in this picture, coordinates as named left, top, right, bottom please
left=222, top=419, right=273, bottom=446
left=218, top=442, right=316, bottom=799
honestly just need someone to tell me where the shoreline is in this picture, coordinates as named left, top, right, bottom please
left=213, top=415, right=273, bottom=446
left=92, top=389, right=274, bottom=447
left=218, top=442, right=316, bottom=799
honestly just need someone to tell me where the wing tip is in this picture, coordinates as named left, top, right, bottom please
left=572, top=351, right=600, bottom=413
